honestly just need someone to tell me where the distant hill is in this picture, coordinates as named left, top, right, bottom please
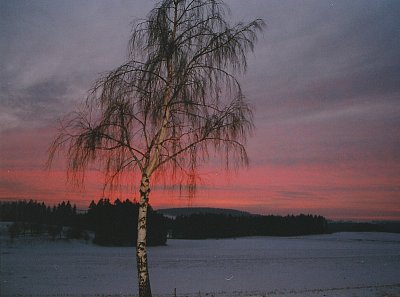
left=157, top=207, right=252, bottom=218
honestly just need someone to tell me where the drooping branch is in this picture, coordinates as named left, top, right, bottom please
left=48, top=3, right=263, bottom=297
left=48, top=0, right=263, bottom=195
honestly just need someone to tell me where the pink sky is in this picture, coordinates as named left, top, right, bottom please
left=1, top=124, right=398, bottom=221
left=1, top=0, right=399, bottom=221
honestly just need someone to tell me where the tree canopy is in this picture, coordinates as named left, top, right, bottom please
left=49, top=0, right=264, bottom=194
left=48, top=1, right=264, bottom=296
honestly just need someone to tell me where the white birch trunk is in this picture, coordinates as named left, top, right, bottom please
left=137, top=173, right=152, bottom=297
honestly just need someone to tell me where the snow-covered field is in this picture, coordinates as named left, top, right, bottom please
left=1, top=226, right=399, bottom=297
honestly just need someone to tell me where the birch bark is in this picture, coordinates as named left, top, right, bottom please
left=136, top=173, right=152, bottom=297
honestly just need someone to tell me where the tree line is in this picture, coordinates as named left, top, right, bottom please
left=3, top=200, right=398, bottom=243
left=328, top=221, right=400, bottom=233
left=0, top=200, right=81, bottom=240
left=172, top=213, right=329, bottom=239
left=1, top=199, right=332, bottom=243
left=87, top=199, right=168, bottom=246
left=0, top=199, right=168, bottom=246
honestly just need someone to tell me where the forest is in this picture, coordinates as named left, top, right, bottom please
left=0, top=199, right=168, bottom=246
left=6, top=199, right=389, bottom=245
left=172, top=213, right=328, bottom=238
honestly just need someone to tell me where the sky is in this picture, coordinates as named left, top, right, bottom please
left=1, top=0, right=399, bottom=221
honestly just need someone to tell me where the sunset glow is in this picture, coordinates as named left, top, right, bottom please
left=1, top=0, right=399, bottom=221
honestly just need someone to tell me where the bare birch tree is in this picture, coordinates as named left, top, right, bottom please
left=48, top=1, right=264, bottom=296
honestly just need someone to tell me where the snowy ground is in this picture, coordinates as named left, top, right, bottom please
left=1, top=225, right=399, bottom=297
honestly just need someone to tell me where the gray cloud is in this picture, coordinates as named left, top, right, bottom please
left=1, top=1, right=398, bottom=164
left=238, top=0, right=400, bottom=110
left=236, top=0, right=400, bottom=167
left=0, top=0, right=153, bottom=130
left=0, top=178, right=36, bottom=194
left=0, top=0, right=399, bottom=215
left=1, top=0, right=399, bottom=129
left=276, top=190, right=317, bottom=200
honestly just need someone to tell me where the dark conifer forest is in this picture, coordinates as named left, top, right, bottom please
left=172, top=213, right=328, bottom=239
left=4, top=199, right=397, bottom=245
left=86, top=199, right=168, bottom=246
left=0, top=199, right=169, bottom=246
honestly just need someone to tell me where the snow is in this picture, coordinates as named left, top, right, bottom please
left=1, top=227, right=400, bottom=297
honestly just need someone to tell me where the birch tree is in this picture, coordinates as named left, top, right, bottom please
left=48, top=1, right=264, bottom=296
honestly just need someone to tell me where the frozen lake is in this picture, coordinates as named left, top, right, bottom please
left=1, top=231, right=400, bottom=296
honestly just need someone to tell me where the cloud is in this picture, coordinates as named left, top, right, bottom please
left=0, top=0, right=399, bottom=219
left=0, top=177, right=34, bottom=195
left=276, top=190, right=317, bottom=200
left=239, top=0, right=400, bottom=110
left=0, top=0, right=153, bottom=130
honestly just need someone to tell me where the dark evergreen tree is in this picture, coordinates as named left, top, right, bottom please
left=172, top=213, right=329, bottom=239
left=87, top=199, right=168, bottom=246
